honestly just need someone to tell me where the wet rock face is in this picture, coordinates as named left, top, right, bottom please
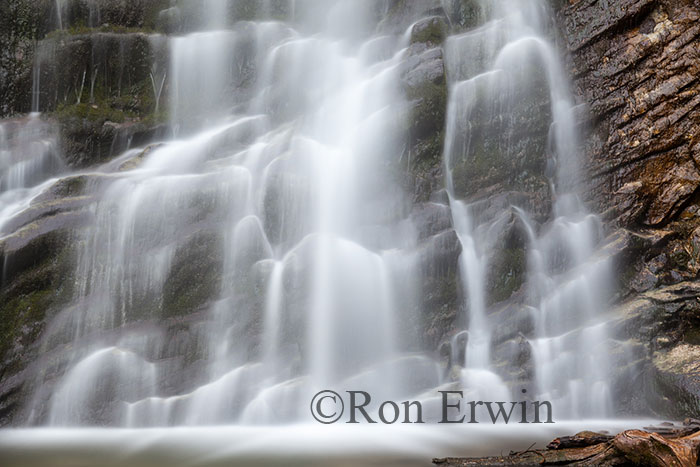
left=1, top=0, right=170, bottom=166
left=0, top=1, right=48, bottom=117
left=559, top=0, right=700, bottom=229
left=33, top=33, right=154, bottom=113
left=0, top=174, right=95, bottom=424
left=51, top=0, right=170, bottom=31
left=378, top=0, right=445, bottom=34
left=396, top=4, right=453, bottom=212
left=446, top=68, right=552, bottom=219
left=1, top=0, right=170, bottom=118
left=394, top=3, right=462, bottom=351
left=555, top=0, right=700, bottom=417
left=394, top=0, right=554, bottom=365
left=610, top=281, right=700, bottom=417
left=33, top=32, right=169, bottom=167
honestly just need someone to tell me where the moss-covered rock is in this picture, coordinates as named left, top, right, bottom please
left=407, top=79, right=447, bottom=142
left=400, top=41, right=448, bottom=203
left=28, top=30, right=170, bottom=166
left=442, top=0, right=488, bottom=32
left=55, top=107, right=168, bottom=167
left=487, top=247, right=526, bottom=303
left=0, top=221, right=77, bottom=427
left=172, top=0, right=294, bottom=32
left=448, top=62, right=552, bottom=203
left=162, top=230, right=223, bottom=318
left=51, top=0, right=171, bottom=31
left=406, top=131, right=445, bottom=203
left=416, top=229, right=463, bottom=349
left=0, top=0, right=52, bottom=117
left=35, top=32, right=155, bottom=112
left=0, top=0, right=171, bottom=117
left=0, top=263, right=69, bottom=372
left=377, top=0, right=445, bottom=35
left=410, top=16, right=447, bottom=45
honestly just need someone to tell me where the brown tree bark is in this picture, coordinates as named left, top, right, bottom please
left=433, top=427, right=700, bottom=466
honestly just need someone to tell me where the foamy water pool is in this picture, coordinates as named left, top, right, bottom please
left=0, top=420, right=655, bottom=467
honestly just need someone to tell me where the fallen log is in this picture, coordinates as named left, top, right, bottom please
left=613, top=429, right=700, bottom=466
left=547, top=430, right=613, bottom=450
left=433, top=428, right=700, bottom=466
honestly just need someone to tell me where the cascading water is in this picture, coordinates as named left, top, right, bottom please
left=54, top=0, right=104, bottom=30
left=443, top=0, right=614, bottom=418
left=0, top=0, right=651, bottom=464
left=23, top=0, right=446, bottom=427
left=0, top=115, right=64, bottom=235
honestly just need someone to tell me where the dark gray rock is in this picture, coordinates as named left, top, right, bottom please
left=609, top=281, right=700, bottom=416
left=410, top=202, right=453, bottom=240
left=377, top=0, right=446, bottom=35
left=409, top=15, right=447, bottom=45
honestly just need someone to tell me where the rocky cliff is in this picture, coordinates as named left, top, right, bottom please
left=0, top=0, right=699, bottom=425
left=553, top=0, right=700, bottom=417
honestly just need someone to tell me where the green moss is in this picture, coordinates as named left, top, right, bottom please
left=54, top=102, right=128, bottom=123
left=50, top=60, right=168, bottom=167
left=49, top=36, right=168, bottom=125
left=141, top=109, right=168, bottom=126
left=0, top=290, right=51, bottom=358
left=37, top=28, right=155, bottom=115
left=110, top=78, right=155, bottom=116
left=162, top=231, right=223, bottom=318
left=143, top=0, right=173, bottom=29
left=0, top=234, right=75, bottom=373
left=45, top=24, right=153, bottom=41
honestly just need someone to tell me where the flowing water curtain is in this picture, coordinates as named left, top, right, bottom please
left=31, top=0, right=437, bottom=426
left=14, top=0, right=622, bottom=427
left=443, top=0, right=616, bottom=418
left=0, top=116, right=65, bottom=237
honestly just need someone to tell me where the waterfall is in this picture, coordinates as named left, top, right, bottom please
left=19, top=0, right=439, bottom=427
left=2, top=0, right=625, bottom=435
left=0, top=115, right=65, bottom=236
left=443, top=0, right=614, bottom=418
left=54, top=0, right=66, bottom=30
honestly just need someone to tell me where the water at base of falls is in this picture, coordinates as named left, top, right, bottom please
left=0, top=421, right=656, bottom=467
left=2, top=0, right=627, bottom=434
